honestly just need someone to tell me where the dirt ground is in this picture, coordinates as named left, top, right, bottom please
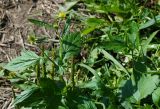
left=0, top=0, right=62, bottom=108
left=0, top=0, right=63, bottom=63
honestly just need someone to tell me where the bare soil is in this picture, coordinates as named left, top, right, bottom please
left=0, top=0, right=60, bottom=63
left=0, top=0, right=61, bottom=108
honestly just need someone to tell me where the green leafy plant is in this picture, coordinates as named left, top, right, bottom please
left=1, top=0, right=160, bottom=109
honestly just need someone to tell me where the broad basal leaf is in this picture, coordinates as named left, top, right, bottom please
left=152, top=87, right=160, bottom=107
left=121, top=101, right=133, bottom=109
left=133, top=75, right=160, bottom=102
left=13, top=86, right=40, bottom=106
left=119, top=79, right=136, bottom=101
left=4, top=50, right=40, bottom=72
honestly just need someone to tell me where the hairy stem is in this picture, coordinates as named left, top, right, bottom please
left=51, top=48, right=55, bottom=79
left=36, top=61, right=40, bottom=84
left=71, top=56, right=75, bottom=88
left=41, top=44, right=46, bottom=78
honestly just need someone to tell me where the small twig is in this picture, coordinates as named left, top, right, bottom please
left=52, top=0, right=59, bottom=7
left=0, top=48, right=11, bottom=61
left=0, top=27, right=6, bottom=31
left=2, top=98, right=12, bottom=109
left=27, top=5, right=35, bottom=14
left=42, top=27, right=51, bottom=38
left=48, top=39, right=59, bottom=43
left=7, top=98, right=15, bottom=109
left=24, top=43, right=40, bottom=49
left=0, top=31, right=7, bottom=33
left=19, top=28, right=25, bottom=48
left=0, top=43, right=8, bottom=47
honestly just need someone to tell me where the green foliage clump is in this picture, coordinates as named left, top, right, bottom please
left=1, top=0, right=160, bottom=109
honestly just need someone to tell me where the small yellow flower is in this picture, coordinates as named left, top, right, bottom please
left=58, top=12, right=66, bottom=18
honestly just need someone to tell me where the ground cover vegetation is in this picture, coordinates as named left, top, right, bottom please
left=0, top=0, right=160, bottom=108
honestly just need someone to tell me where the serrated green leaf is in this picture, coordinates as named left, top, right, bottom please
left=62, top=32, right=81, bottom=60
left=62, top=16, right=71, bottom=36
left=14, top=87, right=39, bottom=105
left=4, top=50, right=40, bottom=72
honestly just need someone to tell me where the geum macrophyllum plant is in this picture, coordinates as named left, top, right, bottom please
left=2, top=0, right=160, bottom=109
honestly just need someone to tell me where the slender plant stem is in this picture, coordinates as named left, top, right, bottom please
left=36, top=61, right=40, bottom=84
left=59, top=39, right=63, bottom=65
left=131, top=49, right=136, bottom=86
left=51, top=48, right=55, bottom=79
left=41, top=44, right=46, bottom=78
left=71, top=56, right=75, bottom=88
left=95, top=102, right=106, bottom=109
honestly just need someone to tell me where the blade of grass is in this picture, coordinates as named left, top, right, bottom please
left=78, top=63, right=101, bottom=81
left=140, top=15, right=160, bottom=30
left=28, top=19, right=54, bottom=29
left=142, top=30, right=159, bottom=55
left=100, top=48, right=130, bottom=77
